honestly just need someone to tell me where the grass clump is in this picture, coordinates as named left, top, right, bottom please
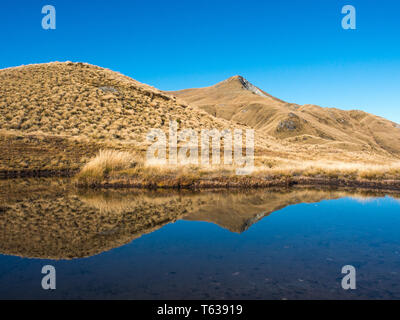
left=76, top=149, right=138, bottom=185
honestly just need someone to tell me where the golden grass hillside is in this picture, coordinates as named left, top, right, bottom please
left=0, top=62, right=238, bottom=142
left=169, top=75, right=400, bottom=156
left=75, top=148, right=400, bottom=190
left=1, top=62, right=400, bottom=188
left=0, top=62, right=253, bottom=174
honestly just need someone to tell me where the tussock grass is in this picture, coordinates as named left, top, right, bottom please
left=0, top=62, right=234, bottom=145
left=252, top=161, right=400, bottom=181
left=2, top=62, right=400, bottom=186
left=76, top=150, right=140, bottom=185
left=75, top=151, right=400, bottom=188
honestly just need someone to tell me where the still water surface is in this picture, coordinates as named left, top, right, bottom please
left=0, top=179, right=400, bottom=299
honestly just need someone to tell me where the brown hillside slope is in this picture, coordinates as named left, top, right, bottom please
left=0, top=62, right=237, bottom=142
left=1, top=62, right=400, bottom=184
left=0, top=62, right=255, bottom=173
left=169, top=76, right=400, bottom=157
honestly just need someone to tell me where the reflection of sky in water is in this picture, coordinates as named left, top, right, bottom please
left=1, top=196, right=400, bottom=299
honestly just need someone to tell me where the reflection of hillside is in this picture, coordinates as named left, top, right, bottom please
left=0, top=180, right=193, bottom=260
left=182, top=189, right=400, bottom=233
left=0, top=179, right=399, bottom=260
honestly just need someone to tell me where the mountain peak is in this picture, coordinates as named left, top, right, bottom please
left=219, top=75, right=268, bottom=98
left=226, top=75, right=245, bottom=81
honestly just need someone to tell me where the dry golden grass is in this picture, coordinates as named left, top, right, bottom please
left=1, top=62, right=400, bottom=187
left=169, top=75, right=400, bottom=156
left=75, top=154, right=400, bottom=189
left=0, top=62, right=255, bottom=175
left=0, top=129, right=102, bottom=174
left=0, top=62, right=237, bottom=145
left=76, top=149, right=140, bottom=184
left=252, top=161, right=400, bottom=181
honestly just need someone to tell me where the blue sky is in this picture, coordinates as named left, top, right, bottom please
left=1, top=0, right=399, bottom=122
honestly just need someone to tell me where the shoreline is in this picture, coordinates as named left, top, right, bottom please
left=2, top=169, right=400, bottom=192
left=74, top=176, right=400, bottom=192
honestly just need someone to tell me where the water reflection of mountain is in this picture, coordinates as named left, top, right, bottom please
left=0, top=179, right=399, bottom=260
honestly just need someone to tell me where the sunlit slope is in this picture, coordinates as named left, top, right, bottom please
left=169, top=76, right=400, bottom=156
left=1, top=62, right=400, bottom=175
left=0, top=62, right=255, bottom=171
left=0, top=62, right=236, bottom=143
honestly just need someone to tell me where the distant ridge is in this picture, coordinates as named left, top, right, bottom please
left=168, top=76, right=400, bottom=156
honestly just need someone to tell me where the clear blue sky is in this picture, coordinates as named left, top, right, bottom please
left=1, top=0, right=399, bottom=122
